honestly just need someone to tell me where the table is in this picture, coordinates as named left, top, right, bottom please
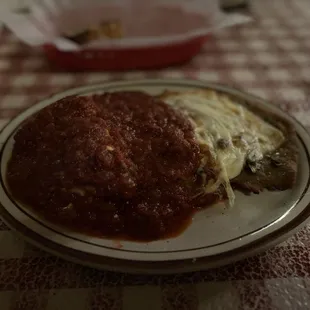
left=0, top=0, right=310, bottom=309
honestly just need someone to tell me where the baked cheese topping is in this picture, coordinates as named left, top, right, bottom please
left=163, top=90, right=285, bottom=206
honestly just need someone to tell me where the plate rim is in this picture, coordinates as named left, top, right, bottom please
left=0, top=189, right=309, bottom=274
left=0, top=78, right=310, bottom=266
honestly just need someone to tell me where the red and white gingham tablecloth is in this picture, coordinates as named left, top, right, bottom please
left=0, top=0, right=310, bottom=309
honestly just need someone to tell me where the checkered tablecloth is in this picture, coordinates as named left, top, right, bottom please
left=0, top=0, right=310, bottom=309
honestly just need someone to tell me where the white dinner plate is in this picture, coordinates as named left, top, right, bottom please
left=0, top=79, right=310, bottom=274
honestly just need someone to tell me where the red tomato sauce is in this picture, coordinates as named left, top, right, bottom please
left=7, top=92, right=222, bottom=241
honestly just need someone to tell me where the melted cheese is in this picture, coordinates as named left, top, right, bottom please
left=163, top=91, right=285, bottom=206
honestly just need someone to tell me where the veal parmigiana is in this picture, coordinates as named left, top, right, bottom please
left=163, top=90, right=285, bottom=206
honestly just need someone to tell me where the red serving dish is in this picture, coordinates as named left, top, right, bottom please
left=43, top=35, right=208, bottom=71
